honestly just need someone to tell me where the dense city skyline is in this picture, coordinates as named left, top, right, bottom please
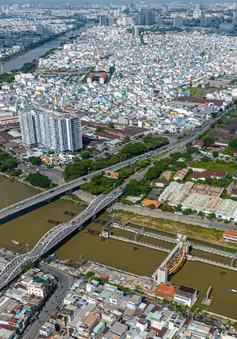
left=0, top=1, right=237, bottom=338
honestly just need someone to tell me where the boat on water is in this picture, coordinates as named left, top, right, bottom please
left=228, top=288, right=237, bottom=294
left=48, top=254, right=57, bottom=259
left=11, top=240, right=21, bottom=246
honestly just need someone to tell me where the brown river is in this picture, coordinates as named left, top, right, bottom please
left=0, top=176, right=237, bottom=319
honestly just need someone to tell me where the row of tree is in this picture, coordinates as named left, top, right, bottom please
left=123, top=150, right=192, bottom=197
left=25, top=172, right=52, bottom=189
left=81, top=160, right=150, bottom=195
left=63, top=136, right=169, bottom=182
left=0, top=151, right=18, bottom=172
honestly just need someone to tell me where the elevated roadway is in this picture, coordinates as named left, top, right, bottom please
left=0, top=144, right=170, bottom=224
left=0, top=190, right=123, bottom=289
left=0, top=111, right=226, bottom=225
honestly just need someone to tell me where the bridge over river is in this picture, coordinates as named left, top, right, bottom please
left=0, top=145, right=171, bottom=225
left=0, top=191, right=122, bottom=289
left=0, top=111, right=222, bottom=225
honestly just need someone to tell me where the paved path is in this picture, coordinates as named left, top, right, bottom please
left=20, top=263, right=74, bottom=339
left=114, top=203, right=236, bottom=231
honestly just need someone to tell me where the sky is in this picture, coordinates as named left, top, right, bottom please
left=0, top=0, right=237, bottom=4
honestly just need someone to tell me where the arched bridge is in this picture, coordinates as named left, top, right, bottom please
left=0, top=191, right=122, bottom=289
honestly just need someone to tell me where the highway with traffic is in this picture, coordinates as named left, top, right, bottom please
left=0, top=111, right=224, bottom=225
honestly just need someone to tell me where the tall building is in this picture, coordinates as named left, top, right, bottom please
left=133, top=26, right=140, bottom=36
left=193, top=4, right=201, bottom=19
left=20, top=109, right=82, bottom=152
left=135, top=13, right=145, bottom=25
left=173, top=16, right=184, bottom=27
left=99, top=15, right=108, bottom=26
left=19, top=112, right=37, bottom=148
left=157, top=17, right=164, bottom=27
left=136, top=10, right=156, bottom=26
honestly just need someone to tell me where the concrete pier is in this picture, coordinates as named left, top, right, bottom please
left=187, top=255, right=237, bottom=272
left=110, top=235, right=171, bottom=253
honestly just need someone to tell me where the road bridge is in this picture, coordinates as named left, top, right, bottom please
left=0, top=190, right=123, bottom=290
left=0, top=109, right=226, bottom=225
left=0, top=144, right=174, bottom=224
left=0, top=144, right=173, bottom=225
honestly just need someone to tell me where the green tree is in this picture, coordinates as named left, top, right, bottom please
left=208, top=212, right=216, bottom=220
left=211, top=112, right=218, bottom=118
left=198, top=211, right=205, bottom=218
left=124, top=179, right=141, bottom=196
left=182, top=208, right=193, bottom=215
left=203, top=137, right=215, bottom=147
left=80, top=151, right=92, bottom=159
left=212, top=151, right=219, bottom=158
left=107, top=122, right=114, bottom=128
left=85, top=271, right=95, bottom=279
left=95, top=127, right=105, bottom=133
left=25, top=172, right=51, bottom=188
left=28, top=156, right=42, bottom=166
left=10, top=168, right=22, bottom=177
left=22, top=261, right=35, bottom=273
left=0, top=158, right=18, bottom=172
left=124, top=136, right=131, bottom=143
left=118, top=167, right=134, bottom=180
left=229, top=139, right=237, bottom=150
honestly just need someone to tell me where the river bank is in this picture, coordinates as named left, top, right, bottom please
left=1, top=22, right=86, bottom=65
left=114, top=209, right=237, bottom=251
left=0, top=22, right=90, bottom=75
left=1, top=176, right=237, bottom=318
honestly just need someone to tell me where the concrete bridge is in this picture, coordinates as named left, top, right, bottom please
left=0, top=109, right=224, bottom=225
left=152, top=235, right=189, bottom=284
left=0, top=191, right=122, bottom=290
left=0, top=145, right=172, bottom=225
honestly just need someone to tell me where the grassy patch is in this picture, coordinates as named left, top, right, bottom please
left=114, top=210, right=237, bottom=249
left=194, top=159, right=237, bottom=176
left=182, top=87, right=220, bottom=98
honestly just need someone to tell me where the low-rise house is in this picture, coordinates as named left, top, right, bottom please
left=27, top=281, right=49, bottom=299
left=153, top=179, right=169, bottom=188
left=110, top=321, right=128, bottom=337
left=192, top=140, right=204, bottom=149
left=127, top=295, right=142, bottom=309
left=223, top=230, right=237, bottom=242
left=141, top=199, right=162, bottom=208
left=173, top=168, right=189, bottom=181
left=174, top=285, right=197, bottom=307
left=190, top=170, right=226, bottom=181
left=39, top=321, right=55, bottom=337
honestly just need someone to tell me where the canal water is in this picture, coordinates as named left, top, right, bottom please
left=0, top=24, right=90, bottom=74
left=0, top=176, right=237, bottom=319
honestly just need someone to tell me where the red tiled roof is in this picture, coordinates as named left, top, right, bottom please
left=175, top=96, right=224, bottom=107
left=193, top=140, right=204, bottom=147
left=190, top=170, right=226, bottom=180
left=224, top=230, right=237, bottom=237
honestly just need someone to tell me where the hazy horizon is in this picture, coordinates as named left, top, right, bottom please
left=1, top=0, right=237, bottom=5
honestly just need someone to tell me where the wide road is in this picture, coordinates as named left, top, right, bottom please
left=0, top=143, right=171, bottom=223
left=0, top=109, right=226, bottom=224
left=20, top=263, right=74, bottom=339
